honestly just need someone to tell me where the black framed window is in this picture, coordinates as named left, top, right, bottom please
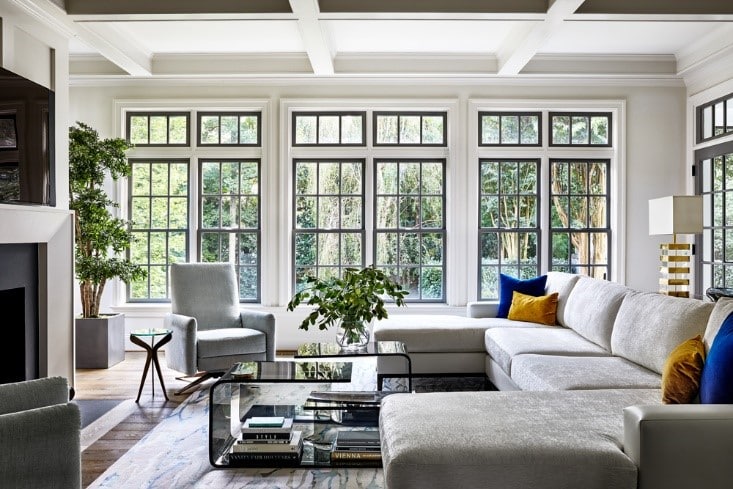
left=478, top=159, right=540, bottom=300
left=198, top=112, right=261, bottom=146
left=374, top=159, right=446, bottom=301
left=479, top=112, right=541, bottom=146
left=293, top=159, right=365, bottom=290
left=373, top=112, right=446, bottom=146
left=127, top=112, right=189, bottom=146
left=128, top=159, right=189, bottom=300
left=698, top=93, right=733, bottom=143
left=292, top=112, right=366, bottom=146
left=549, top=159, right=610, bottom=279
left=549, top=113, right=611, bottom=147
left=199, top=159, right=261, bottom=301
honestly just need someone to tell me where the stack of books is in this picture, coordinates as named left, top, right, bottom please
left=330, top=430, right=382, bottom=467
left=229, top=416, right=303, bottom=467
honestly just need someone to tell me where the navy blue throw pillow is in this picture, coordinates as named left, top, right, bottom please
left=700, top=311, right=733, bottom=404
left=497, top=274, right=547, bottom=319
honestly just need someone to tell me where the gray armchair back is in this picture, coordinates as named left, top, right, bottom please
left=170, top=262, right=241, bottom=331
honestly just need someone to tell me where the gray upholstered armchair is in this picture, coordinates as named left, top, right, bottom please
left=0, top=376, right=81, bottom=489
left=165, top=262, right=276, bottom=394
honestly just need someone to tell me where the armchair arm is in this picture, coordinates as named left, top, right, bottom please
left=0, top=376, right=69, bottom=415
left=624, top=404, right=733, bottom=489
left=241, top=309, right=276, bottom=361
left=164, top=313, right=198, bottom=375
left=0, top=402, right=81, bottom=488
left=467, top=301, right=499, bottom=318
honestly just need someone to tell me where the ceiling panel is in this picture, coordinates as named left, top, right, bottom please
left=323, top=20, right=524, bottom=53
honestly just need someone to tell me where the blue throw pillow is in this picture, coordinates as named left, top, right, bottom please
left=699, top=311, right=733, bottom=404
left=497, top=274, right=548, bottom=319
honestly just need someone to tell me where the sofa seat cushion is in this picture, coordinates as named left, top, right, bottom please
left=374, top=315, right=542, bottom=353
left=380, top=389, right=661, bottom=489
left=485, top=327, right=610, bottom=373
left=510, top=354, right=661, bottom=391
left=196, top=328, right=266, bottom=358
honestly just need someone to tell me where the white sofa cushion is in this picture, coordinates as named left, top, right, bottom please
left=611, top=292, right=713, bottom=374
left=704, top=297, right=733, bottom=351
left=484, top=327, right=609, bottom=373
left=510, top=354, right=661, bottom=391
left=563, top=276, right=630, bottom=350
left=544, top=271, right=581, bottom=326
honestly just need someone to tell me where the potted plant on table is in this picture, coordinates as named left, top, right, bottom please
left=287, top=265, right=408, bottom=350
left=69, top=122, right=146, bottom=368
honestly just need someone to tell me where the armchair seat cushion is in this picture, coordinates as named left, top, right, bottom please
left=197, top=328, right=266, bottom=358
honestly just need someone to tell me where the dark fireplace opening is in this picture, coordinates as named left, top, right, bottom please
left=0, top=243, right=39, bottom=384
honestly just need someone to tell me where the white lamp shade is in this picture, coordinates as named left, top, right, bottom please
left=648, top=195, right=703, bottom=236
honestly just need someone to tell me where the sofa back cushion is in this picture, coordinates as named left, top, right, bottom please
left=703, top=297, right=733, bottom=352
left=562, top=276, right=630, bottom=351
left=544, top=272, right=581, bottom=326
left=611, top=292, right=713, bottom=374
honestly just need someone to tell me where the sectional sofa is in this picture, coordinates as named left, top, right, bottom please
left=374, top=272, right=733, bottom=489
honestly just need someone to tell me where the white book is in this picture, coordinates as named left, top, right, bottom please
left=233, top=431, right=302, bottom=453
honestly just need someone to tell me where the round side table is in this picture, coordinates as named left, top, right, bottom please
left=130, top=328, right=172, bottom=403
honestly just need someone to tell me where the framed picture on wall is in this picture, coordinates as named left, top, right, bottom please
left=0, top=116, right=18, bottom=150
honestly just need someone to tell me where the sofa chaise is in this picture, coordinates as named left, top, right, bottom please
left=375, top=272, right=733, bottom=489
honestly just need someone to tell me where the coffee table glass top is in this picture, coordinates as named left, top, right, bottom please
left=295, top=341, right=407, bottom=357
left=221, top=360, right=353, bottom=383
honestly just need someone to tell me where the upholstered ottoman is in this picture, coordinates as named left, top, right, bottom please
left=379, top=389, right=661, bottom=489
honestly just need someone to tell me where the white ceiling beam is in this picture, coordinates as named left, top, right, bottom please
left=10, top=0, right=152, bottom=76
left=289, top=0, right=334, bottom=75
left=497, top=0, right=587, bottom=76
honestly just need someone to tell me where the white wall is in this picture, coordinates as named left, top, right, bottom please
left=69, top=79, right=688, bottom=350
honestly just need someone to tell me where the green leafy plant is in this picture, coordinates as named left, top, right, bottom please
left=287, top=266, right=408, bottom=342
left=69, top=122, right=146, bottom=318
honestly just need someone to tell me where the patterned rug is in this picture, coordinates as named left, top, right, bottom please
left=87, top=360, right=485, bottom=488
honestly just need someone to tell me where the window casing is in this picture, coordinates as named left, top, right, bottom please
left=698, top=93, right=733, bottom=143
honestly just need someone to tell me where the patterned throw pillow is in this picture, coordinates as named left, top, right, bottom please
left=661, top=335, right=706, bottom=404
left=497, top=274, right=547, bottom=318
left=507, top=291, right=559, bottom=326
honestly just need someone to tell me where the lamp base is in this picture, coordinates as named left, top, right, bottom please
left=659, top=243, right=691, bottom=298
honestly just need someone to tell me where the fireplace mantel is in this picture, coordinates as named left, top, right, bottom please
left=0, top=204, right=74, bottom=385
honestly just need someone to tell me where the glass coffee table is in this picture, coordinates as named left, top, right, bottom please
left=295, top=341, right=412, bottom=392
left=209, top=360, right=386, bottom=469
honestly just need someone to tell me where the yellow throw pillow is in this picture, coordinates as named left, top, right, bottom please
left=662, top=335, right=706, bottom=404
left=507, top=291, right=559, bottom=326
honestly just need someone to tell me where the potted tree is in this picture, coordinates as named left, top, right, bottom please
left=287, top=265, right=408, bottom=349
left=69, top=122, right=145, bottom=368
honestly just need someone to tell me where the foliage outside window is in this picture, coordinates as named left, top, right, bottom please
left=128, top=159, right=189, bottom=300
left=549, top=159, right=610, bottom=279
left=479, top=112, right=541, bottom=146
left=293, top=159, right=364, bottom=290
left=127, top=112, right=189, bottom=146
left=479, top=159, right=540, bottom=299
left=292, top=112, right=366, bottom=146
left=374, top=159, right=446, bottom=301
left=550, top=113, right=611, bottom=146
left=198, top=112, right=260, bottom=146
left=373, top=112, right=446, bottom=146
left=698, top=93, right=733, bottom=142
left=199, top=159, right=260, bottom=301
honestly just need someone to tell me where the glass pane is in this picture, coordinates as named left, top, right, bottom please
left=500, top=196, right=517, bottom=228
left=551, top=197, right=569, bottom=228
left=239, top=267, right=258, bottom=300
left=519, top=232, right=538, bottom=264
left=201, top=116, right=220, bottom=144
left=589, top=197, right=607, bottom=227
left=588, top=163, right=606, bottom=194
left=151, top=163, right=169, bottom=195
left=166, top=116, right=186, bottom=144
left=319, top=116, right=340, bottom=144
left=132, top=163, right=150, bottom=195
left=318, top=233, right=340, bottom=265
left=399, top=163, right=420, bottom=194
left=421, top=196, right=443, bottom=228
left=130, top=232, right=148, bottom=263
left=518, top=161, right=537, bottom=194
left=319, top=196, right=340, bottom=228
left=480, top=196, right=499, bottom=228
left=501, top=115, right=519, bottom=144
left=570, top=196, right=587, bottom=228
left=518, top=196, right=537, bottom=227
left=149, top=116, right=168, bottom=144
left=294, top=233, right=316, bottom=265
left=376, top=162, right=397, bottom=194
left=239, top=233, right=258, bottom=265
left=703, top=194, right=711, bottom=228
left=221, top=162, right=239, bottom=194
left=422, top=116, right=444, bottom=144
left=151, top=197, right=168, bottom=228
left=399, top=196, right=419, bottom=228
left=715, top=102, right=725, bottom=136
left=400, top=233, right=419, bottom=264
left=728, top=99, right=733, bottom=132
left=480, top=232, right=499, bottom=264
left=500, top=232, right=519, bottom=265
left=703, top=158, right=712, bottom=193
left=377, top=196, right=398, bottom=228
left=129, top=116, right=149, bottom=144
left=295, top=162, right=317, bottom=195
left=149, top=232, right=167, bottom=264
left=714, top=229, right=723, bottom=261
left=240, top=162, right=258, bottom=195
left=202, top=162, right=220, bottom=195
left=168, top=231, right=186, bottom=264
left=376, top=115, right=398, bottom=144
left=148, top=266, right=167, bottom=298
left=376, top=232, right=398, bottom=265
left=421, top=267, right=443, bottom=299
left=341, top=162, right=362, bottom=195
left=131, top=198, right=150, bottom=228
left=481, top=266, right=499, bottom=299
left=341, top=233, right=362, bottom=266
left=726, top=154, right=733, bottom=190
left=482, top=115, right=500, bottom=144
left=726, top=191, right=733, bottom=227
left=295, top=196, right=316, bottom=229
left=398, top=267, right=420, bottom=298
left=422, top=233, right=443, bottom=265
left=399, top=116, right=421, bottom=144
left=169, top=197, right=187, bottom=228
left=481, top=161, right=499, bottom=194
left=552, top=116, right=570, bottom=144
left=341, top=115, right=363, bottom=144
left=703, top=106, right=713, bottom=139
left=714, top=156, right=724, bottom=191
left=570, top=163, right=587, bottom=194
left=319, top=163, right=340, bottom=194
left=551, top=161, right=569, bottom=195
left=295, top=115, right=317, bottom=144
left=239, top=115, right=258, bottom=144
left=421, top=162, right=443, bottom=194
left=220, top=116, right=239, bottom=144
left=519, top=115, right=538, bottom=144
left=714, top=193, right=723, bottom=227
left=341, top=196, right=361, bottom=229
left=589, top=233, right=608, bottom=265
left=240, top=196, right=258, bottom=228
left=170, top=163, right=188, bottom=196
left=552, top=232, right=570, bottom=264
left=571, top=116, right=589, bottom=144
left=590, top=116, right=609, bottom=145
left=202, top=196, right=220, bottom=228
left=500, top=161, right=517, bottom=194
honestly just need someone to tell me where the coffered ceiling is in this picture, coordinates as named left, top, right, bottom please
left=10, top=0, right=733, bottom=81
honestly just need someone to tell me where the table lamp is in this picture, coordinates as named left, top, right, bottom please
left=648, top=195, right=703, bottom=298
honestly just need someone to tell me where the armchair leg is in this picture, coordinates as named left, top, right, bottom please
left=174, top=372, right=218, bottom=396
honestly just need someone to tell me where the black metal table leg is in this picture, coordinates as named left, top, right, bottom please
left=130, top=332, right=172, bottom=403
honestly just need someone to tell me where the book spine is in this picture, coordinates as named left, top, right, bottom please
left=229, top=452, right=301, bottom=462
left=239, top=438, right=290, bottom=444
left=334, top=445, right=381, bottom=451
left=241, top=432, right=291, bottom=440
left=232, top=444, right=300, bottom=453
left=330, top=450, right=382, bottom=461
